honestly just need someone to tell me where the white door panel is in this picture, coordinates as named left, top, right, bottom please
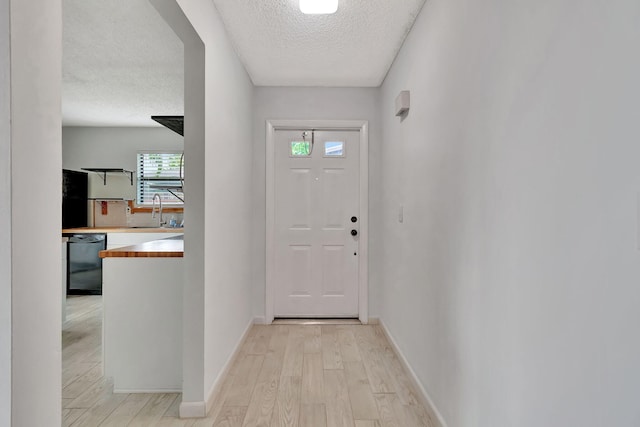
left=274, top=129, right=360, bottom=317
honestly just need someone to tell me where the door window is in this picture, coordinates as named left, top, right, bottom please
left=290, top=141, right=311, bottom=157
left=324, top=141, right=344, bottom=157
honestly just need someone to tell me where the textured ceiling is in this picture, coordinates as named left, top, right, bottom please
left=63, top=0, right=184, bottom=126
left=62, top=0, right=427, bottom=126
left=212, top=0, right=427, bottom=87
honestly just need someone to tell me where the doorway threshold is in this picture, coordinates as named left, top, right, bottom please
left=272, top=318, right=361, bottom=325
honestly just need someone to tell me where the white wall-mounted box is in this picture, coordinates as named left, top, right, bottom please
left=395, top=90, right=410, bottom=116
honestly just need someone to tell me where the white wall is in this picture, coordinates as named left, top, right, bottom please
left=9, top=0, right=62, bottom=424
left=152, top=0, right=255, bottom=414
left=251, top=87, right=382, bottom=319
left=192, top=1, right=254, bottom=404
left=62, top=127, right=183, bottom=168
left=380, top=0, right=640, bottom=426
left=0, top=0, right=12, bottom=424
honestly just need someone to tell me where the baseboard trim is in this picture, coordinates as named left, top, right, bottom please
left=179, top=317, right=254, bottom=419
left=378, top=319, right=448, bottom=427
left=253, top=316, right=266, bottom=325
left=179, top=401, right=206, bottom=418
left=203, top=316, right=255, bottom=414
left=114, top=388, right=181, bottom=394
left=367, top=316, right=380, bottom=325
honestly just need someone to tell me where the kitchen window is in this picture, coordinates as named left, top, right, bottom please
left=137, top=152, right=184, bottom=206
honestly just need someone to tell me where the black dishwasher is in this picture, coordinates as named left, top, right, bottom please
left=67, top=234, right=106, bottom=295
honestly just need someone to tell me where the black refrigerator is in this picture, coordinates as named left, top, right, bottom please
left=62, top=169, right=88, bottom=228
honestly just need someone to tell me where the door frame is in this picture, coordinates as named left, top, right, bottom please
left=266, top=119, right=369, bottom=324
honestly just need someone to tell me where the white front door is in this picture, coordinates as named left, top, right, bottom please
left=274, top=129, right=360, bottom=317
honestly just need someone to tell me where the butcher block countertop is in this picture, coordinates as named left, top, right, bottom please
left=63, top=227, right=184, bottom=234
left=99, top=239, right=183, bottom=258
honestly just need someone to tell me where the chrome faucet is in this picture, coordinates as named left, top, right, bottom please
left=151, top=193, right=164, bottom=226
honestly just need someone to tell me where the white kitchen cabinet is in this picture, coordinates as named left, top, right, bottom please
left=102, top=257, right=182, bottom=392
left=106, top=232, right=181, bottom=250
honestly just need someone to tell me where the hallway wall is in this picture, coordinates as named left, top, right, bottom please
left=6, top=0, right=63, bottom=424
left=380, top=0, right=640, bottom=425
left=169, top=0, right=255, bottom=412
left=251, top=86, right=382, bottom=320
left=0, top=0, right=11, bottom=423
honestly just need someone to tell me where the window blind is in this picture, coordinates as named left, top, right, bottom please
left=137, top=152, right=184, bottom=205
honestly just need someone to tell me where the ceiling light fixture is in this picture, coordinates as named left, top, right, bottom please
left=299, top=0, right=338, bottom=15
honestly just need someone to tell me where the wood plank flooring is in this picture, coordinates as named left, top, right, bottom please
left=62, top=296, right=184, bottom=427
left=63, top=296, right=436, bottom=426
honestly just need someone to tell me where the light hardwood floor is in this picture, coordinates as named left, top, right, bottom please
left=63, top=296, right=436, bottom=426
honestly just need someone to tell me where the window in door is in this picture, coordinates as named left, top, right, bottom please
left=324, top=141, right=345, bottom=157
left=290, top=140, right=312, bottom=157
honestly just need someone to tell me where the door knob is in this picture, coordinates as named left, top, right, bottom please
left=351, top=229, right=358, bottom=236
left=351, top=216, right=358, bottom=223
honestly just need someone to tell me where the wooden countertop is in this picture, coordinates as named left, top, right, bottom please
left=63, top=227, right=184, bottom=234
left=99, top=239, right=184, bottom=258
